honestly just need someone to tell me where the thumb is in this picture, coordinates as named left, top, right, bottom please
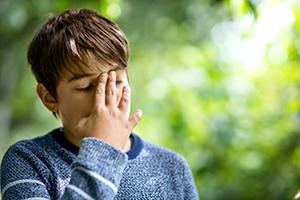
left=128, top=109, right=143, bottom=130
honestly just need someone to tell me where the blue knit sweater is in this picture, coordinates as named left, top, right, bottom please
left=0, top=128, right=199, bottom=199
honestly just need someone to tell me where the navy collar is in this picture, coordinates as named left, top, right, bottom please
left=51, top=128, right=143, bottom=160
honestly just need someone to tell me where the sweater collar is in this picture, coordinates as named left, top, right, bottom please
left=51, top=127, right=143, bottom=160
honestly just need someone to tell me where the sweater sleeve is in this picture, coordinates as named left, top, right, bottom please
left=1, top=137, right=128, bottom=200
left=61, top=137, right=128, bottom=199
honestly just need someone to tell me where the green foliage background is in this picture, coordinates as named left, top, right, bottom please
left=1, top=0, right=300, bottom=199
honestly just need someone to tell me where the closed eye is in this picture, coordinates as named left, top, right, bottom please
left=77, top=85, right=94, bottom=91
left=77, top=81, right=122, bottom=91
left=116, top=80, right=123, bottom=85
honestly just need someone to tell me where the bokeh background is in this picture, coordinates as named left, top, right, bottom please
left=1, top=0, right=300, bottom=199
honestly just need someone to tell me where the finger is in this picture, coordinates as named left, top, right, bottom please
left=118, top=85, right=130, bottom=113
left=128, top=109, right=143, bottom=131
left=94, top=72, right=108, bottom=110
left=105, top=71, right=117, bottom=107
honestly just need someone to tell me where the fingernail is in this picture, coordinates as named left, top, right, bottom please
left=100, top=72, right=106, bottom=78
left=109, top=71, right=115, bottom=76
left=136, top=109, right=143, bottom=118
left=110, top=72, right=116, bottom=81
left=124, top=86, right=131, bottom=92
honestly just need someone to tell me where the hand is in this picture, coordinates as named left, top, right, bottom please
left=75, top=71, right=142, bottom=151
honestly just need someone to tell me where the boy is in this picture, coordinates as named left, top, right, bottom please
left=0, top=9, right=198, bottom=199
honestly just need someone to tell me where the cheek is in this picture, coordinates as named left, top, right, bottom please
left=76, top=94, right=95, bottom=117
left=58, top=93, right=94, bottom=122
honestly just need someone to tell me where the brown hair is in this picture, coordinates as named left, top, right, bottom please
left=28, top=9, right=129, bottom=99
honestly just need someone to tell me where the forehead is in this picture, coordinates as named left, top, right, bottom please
left=60, top=57, right=124, bottom=81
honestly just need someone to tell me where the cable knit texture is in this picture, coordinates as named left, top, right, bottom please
left=1, top=128, right=199, bottom=199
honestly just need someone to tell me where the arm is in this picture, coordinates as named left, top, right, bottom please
left=61, top=138, right=128, bottom=199
left=61, top=71, right=142, bottom=199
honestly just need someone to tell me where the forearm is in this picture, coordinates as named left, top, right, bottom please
left=61, top=137, right=128, bottom=199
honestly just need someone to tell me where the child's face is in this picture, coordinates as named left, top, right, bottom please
left=54, top=63, right=130, bottom=138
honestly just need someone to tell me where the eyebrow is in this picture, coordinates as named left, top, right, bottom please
left=68, top=73, right=94, bottom=82
left=68, top=66, right=122, bottom=82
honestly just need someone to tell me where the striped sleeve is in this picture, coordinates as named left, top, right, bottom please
left=1, top=138, right=128, bottom=200
left=60, top=137, right=128, bottom=199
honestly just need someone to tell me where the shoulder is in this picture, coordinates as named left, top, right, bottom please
left=0, top=133, right=54, bottom=189
left=2, top=133, right=52, bottom=160
left=138, top=140, right=199, bottom=198
left=141, top=140, right=190, bottom=172
left=143, top=140, right=185, bottom=161
left=0, top=128, right=69, bottom=171
left=1, top=133, right=53, bottom=173
left=141, top=141, right=199, bottom=198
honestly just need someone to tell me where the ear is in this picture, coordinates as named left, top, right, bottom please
left=36, top=83, right=58, bottom=113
